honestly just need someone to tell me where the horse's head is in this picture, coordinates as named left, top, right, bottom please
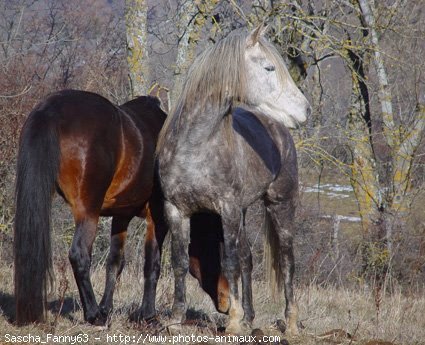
left=244, top=24, right=311, bottom=128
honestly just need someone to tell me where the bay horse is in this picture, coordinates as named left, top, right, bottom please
left=14, top=89, right=229, bottom=326
left=156, top=25, right=310, bottom=335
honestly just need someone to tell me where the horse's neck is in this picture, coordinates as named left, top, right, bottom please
left=175, top=102, right=230, bottom=147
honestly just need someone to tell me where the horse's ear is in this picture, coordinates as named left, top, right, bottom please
left=246, top=22, right=269, bottom=47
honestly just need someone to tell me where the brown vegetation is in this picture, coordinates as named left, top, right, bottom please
left=0, top=0, right=424, bottom=344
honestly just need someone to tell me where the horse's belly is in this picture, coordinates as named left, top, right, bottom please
left=102, top=180, right=152, bottom=212
left=102, top=160, right=153, bottom=215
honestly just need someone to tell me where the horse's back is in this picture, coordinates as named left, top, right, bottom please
left=24, top=89, right=122, bottom=175
left=99, top=96, right=167, bottom=215
left=26, top=89, right=157, bottom=217
left=119, top=96, right=166, bottom=146
left=35, top=91, right=119, bottom=216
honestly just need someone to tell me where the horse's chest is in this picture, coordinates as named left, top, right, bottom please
left=160, top=150, right=236, bottom=210
left=161, top=157, right=269, bottom=214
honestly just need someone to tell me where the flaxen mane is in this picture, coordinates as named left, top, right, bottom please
left=157, top=28, right=290, bottom=152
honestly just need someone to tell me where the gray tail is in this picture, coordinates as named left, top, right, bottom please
left=264, top=210, right=283, bottom=300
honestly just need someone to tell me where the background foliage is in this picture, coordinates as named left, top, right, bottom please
left=0, top=1, right=424, bottom=343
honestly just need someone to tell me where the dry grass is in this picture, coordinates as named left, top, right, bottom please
left=0, top=260, right=424, bottom=345
left=1, top=177, right=423, bottom=344
left=1, top=178, right=424, bottom=344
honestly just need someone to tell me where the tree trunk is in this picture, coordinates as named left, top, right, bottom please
left=392, top=103, right=425, bottom=211
left=356, top=0, right=394, bottom=258
left=172, top=0, right=220, bottom=107
left=357, top=0, right=425, bottom=242
left=357, top=0, right=396, bottom=148
left=347, top=55, right=382, bottom=238
left=125, top=0, right=149, bottom=97
left=171, top=0, right=199, bottom=106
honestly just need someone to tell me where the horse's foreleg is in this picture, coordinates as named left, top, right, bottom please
left=238, top=210, right=254, bottom=327
left=221, top=208, right=245, bottom=334
left=99, top=216, right=132, bottom=317
left=166, top=202, right=190, bottom=326
left=69, top=216, right=103, bottom=325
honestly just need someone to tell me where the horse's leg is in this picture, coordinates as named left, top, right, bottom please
left=140, top=204, right=168, bottom=320
left=68, top=215, right=104, bottom=325
left=99, top=215, right=132, bottom=317
left=165, top=201, right=190, bottom=326
left=238, top=209, right=254, bottom=327
left=266, top=202, right=298, bottom=335
left=188, top=213, right=230, bottom=314
left=221, top=207, right=245, bottom=334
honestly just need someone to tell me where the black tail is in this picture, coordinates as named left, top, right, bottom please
left=14, top=108, right=60, bottom=325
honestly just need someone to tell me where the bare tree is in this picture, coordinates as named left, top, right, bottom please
left=126, top=0, right=149, bottom=96
left=262, top=0, right=425, bottom=286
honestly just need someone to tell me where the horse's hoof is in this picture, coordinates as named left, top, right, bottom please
left=217, top=326, right=226, bottom=333
left=87, top=313, right=108, bottom=328
left=141, top=315, right=162, bottom=329
left=286, top=325, right=299, bottom=337
left=129, top=309, right=161, bottom=327
left=226, top=320, right=251, bottom=335
left=225, top=324, right=242, bottom=335
left=93, top=324, right=109, bottom=331
left=129, top=309, right=146, bottom=323
left=99, top=304, right=112, bottom=319
left=251, top=328, right=264, bottom=337
left=166, top=321, right=183, bottom=335
left=146, top=315, right=161, bottom=325
left=275, top=319, right=286, bottom=334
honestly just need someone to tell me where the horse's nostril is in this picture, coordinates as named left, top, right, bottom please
left=307, top=105, right=312, bottom=118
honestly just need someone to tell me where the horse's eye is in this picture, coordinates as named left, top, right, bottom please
left=265, top=65, right=275, bottom=72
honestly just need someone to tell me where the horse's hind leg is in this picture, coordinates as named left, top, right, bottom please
left=68, top=215, right=104, bottom=325
left=99, top=216, right=132, bottom=317
left=140, top=203, right=168, bottom=321
left=266, top=202, right=298, bottom=335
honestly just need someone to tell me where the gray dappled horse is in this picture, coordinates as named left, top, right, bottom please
left=156, top=25, right=310, bottom=334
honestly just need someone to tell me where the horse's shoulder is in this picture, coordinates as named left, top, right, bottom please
left=232, top=106, right=286, bottom=139
left=231, top=107, right=282, bottom=173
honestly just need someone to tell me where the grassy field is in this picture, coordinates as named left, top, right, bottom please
left=1, top=173, right=424, bottom=345
left=0, top=260, right=424, bottom=345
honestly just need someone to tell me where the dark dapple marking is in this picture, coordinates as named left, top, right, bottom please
left=156, top=25, right=310, bottom=334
